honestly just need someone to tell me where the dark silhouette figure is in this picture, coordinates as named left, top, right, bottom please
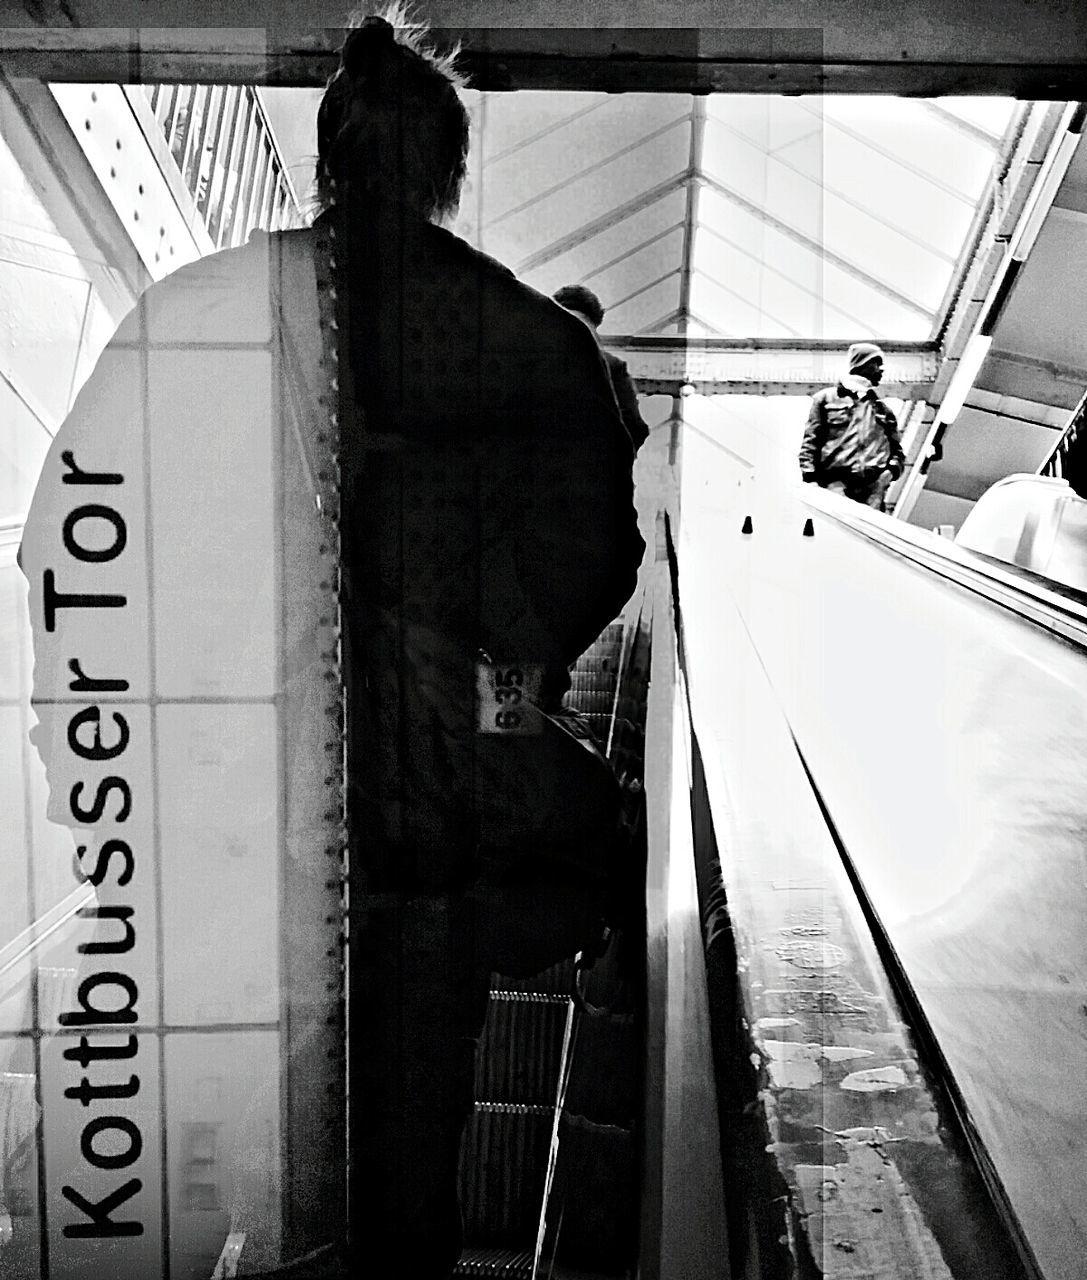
left=553, top=284, right=651, bottom=452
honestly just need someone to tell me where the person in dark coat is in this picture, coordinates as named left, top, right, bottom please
left=552, top=284, right=651, bottom=452
left=799, top=341, right=906, bottom=509
left=316, top=17, right=646, bottom=1278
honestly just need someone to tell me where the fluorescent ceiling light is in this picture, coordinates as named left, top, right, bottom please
left=1013, top=128, right=1081, bottom=261
left=1009, top=105, right=1083, bottom=262
left=937, top=334, right=992, bottom=425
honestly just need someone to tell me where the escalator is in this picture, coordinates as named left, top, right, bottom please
left=217, top=489, right=1087, bottom=1280
left=456, top=616, right=649, bottom=1280
left=675, top=471, right=1087, bottom=1279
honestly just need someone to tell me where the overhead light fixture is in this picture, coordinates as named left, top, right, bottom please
left=936, top=333, right=992, bottom=425
left=1010, top=106, right=1084, bottom=261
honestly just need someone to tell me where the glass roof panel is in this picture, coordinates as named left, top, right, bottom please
left=572, top=226, right=685, bottom=316
left=522, top=188, right=688, bottom=297
left=455, top=90, right=1013, bottom=341
left=691, top=272, right=802, bottom=337
left=478, top=130, right=690, bottom=275
left=262, top=87, right=1013, bottom=343
left=820, top=97, right=1001, bottom=198
left=933, top=97, right=1017, bottom=138
left=607, top=274, right=683, bottom=335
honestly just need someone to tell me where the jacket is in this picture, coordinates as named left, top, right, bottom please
left=328, top=203, right=645, bottom=880
left=602, top=349, right=650, bottom=451
left=799, top=375, right=906, bottom=481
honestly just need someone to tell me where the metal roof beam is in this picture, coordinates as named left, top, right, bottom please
left=485, top=96, right=611, bottom=166
left=641, top=308, right=724, bottom=337
left=599, top=336, right=938, bottom=396
left=704, top=114, right=958, bottom=265
left=642, top=308, right=683, bottom=335
left=581, top=221, right=686, bottom=286
left=676, top=98, right=704, bottom=338
left=917, top=100, right=1005, bottom=149
left=698, top=220, right=880, bottom=333
left=515, top=170, right=688, bottom=273
left=488, top=110, right=690, bottom=227
left=692, top=265, right=804, bottom=338
left=1, top=10, right=1086, bottom=96
left=795, top=102, right=984, bottom=207
left=604, top=269, right=679, bottom=316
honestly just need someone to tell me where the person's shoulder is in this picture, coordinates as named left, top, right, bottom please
left=424, top=221, right=515, bottom=282
left=426, top=223, right=599, bottom=355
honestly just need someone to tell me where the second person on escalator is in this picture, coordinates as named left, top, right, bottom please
left=552, top=283, right=651, bottom=452
left=799, top=341, right=906, bottom=510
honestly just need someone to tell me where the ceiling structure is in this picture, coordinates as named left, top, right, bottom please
left=913, top=104, right=1087, bottom=528
left=456, top=91, right=1015, bottom=346
left=2, top=1, right=1087, bottom=97
left=5, top=3, right=1085, bottom=529
left=453, top=92, right=1017, bottom=499
left=222, top=82, right=1087, bottom=523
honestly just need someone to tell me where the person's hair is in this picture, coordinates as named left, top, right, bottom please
left=315, top=5, right=469, bottom=220
left=552, top=284, right=606, bottom=328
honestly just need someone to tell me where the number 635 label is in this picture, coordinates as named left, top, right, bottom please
left=475, top=661, right=545, bottom=735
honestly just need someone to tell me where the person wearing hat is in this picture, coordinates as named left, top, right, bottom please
left=799, top=341, right=906, bottom=509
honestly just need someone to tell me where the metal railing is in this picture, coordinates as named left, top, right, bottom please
left=143, top=83, right=302, bottom=249
left=1040, top=387, right=1087, bottom=497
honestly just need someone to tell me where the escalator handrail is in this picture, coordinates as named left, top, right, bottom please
left=801, top=484, right=1087, bottom=649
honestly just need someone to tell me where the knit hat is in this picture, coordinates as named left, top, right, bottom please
left=847, top=341, right=884, bottom=374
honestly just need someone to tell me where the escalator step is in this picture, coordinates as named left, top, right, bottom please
left=458, top=1104, right=553, bottom=1246
left=476, top=993, right=569, bottom=1106
left=569, top=654, right=620, bottom=679
left=454, top=1246, right=534, bottom=1277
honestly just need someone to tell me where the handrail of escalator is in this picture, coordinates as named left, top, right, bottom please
left=800, top=483, right=1087, bottom=649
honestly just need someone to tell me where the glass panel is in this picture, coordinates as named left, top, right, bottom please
left=226, top=100, right=261, bottom=246
left=258, top=154, right=278, bottom=230
left=191, top=85, right=226, bottom=215
left=464, top=89, right=1013, bottom=340
left=153, top=82, right=176, bottom=131
left=1, top=71, right=336, bottom=1280
left=205, top=86, right=246, bottom=246
left=166, top=83, right=193, bottom=168
left=180, top=84, right=210, bottom=197
left=243, top=137, right=272, bottom=239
